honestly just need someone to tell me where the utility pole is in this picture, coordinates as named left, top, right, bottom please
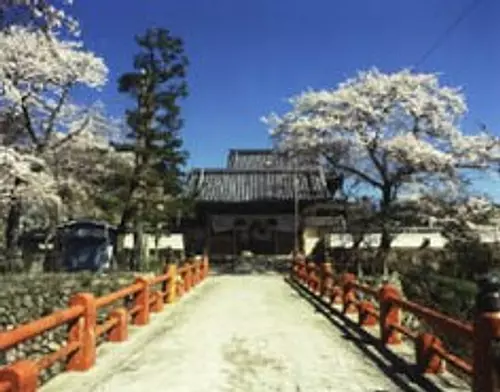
left=293, top=152, right=299, bottom=255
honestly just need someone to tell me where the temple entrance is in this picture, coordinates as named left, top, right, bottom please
left=209, top=214, right=295, bottom=255
left=181, top=149, right=340, bottom=259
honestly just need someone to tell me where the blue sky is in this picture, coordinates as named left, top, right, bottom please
left=72, top=0, right=499, bottom=197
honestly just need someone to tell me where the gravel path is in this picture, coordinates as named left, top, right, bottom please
left=90, top=275, right=404, bottom=392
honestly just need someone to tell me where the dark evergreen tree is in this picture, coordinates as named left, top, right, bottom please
left=117, top=27, right=189, bottom=270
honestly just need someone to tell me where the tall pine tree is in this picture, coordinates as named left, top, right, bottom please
left=117, top=28, right=188, bottom=270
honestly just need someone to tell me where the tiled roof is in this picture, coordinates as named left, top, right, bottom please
left=187, top=168, right=330, bottom=203
left=227, top=149, right=318, bottom=170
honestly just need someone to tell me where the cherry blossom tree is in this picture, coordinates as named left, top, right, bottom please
left=418, top=191, right=495, bottom=241
left=264, top=68, right=499, bottom=274
left=0, top=145, right=59, bottom=269
left=0, top=107, right=128, bottom=212
left=0, top=146, right=58, bottom=206
left=0, top=25, right=107, bottom=163
left=0, top=25, right=108, bottom=150
left=0, top=22, right=112, bottom=269
left=0, top=110, right=132, bottom=270
left=0, top=0, right=79, bottom=35
left=0, top=23, right=109, bottom=198
left=49, top=118, right=134, bottom=219
left=43, top=109, right=133, bottom=215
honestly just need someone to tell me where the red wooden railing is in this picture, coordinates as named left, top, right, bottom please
left=290, top=257, right=500, bottom=392
left=0, top=256, right=210, bottom=392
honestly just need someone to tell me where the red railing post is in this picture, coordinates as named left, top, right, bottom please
left=294, top=256, right=302, bottom=282
left=189, top=262, right=194, bottom=288
left=294, top=253, right=303, bottom=279
left=307, top=262, right=317, bottom=292
left=199, top=258, right=204, bottom=283
left=177, top=269, right=185, bottom=298
left=320, top=262, right=333, bottom=299
left=330, top=284, right=343, bottom=305
left=305, top=261, right=313, bottom=288
left=0, top=360, right=39, bottom=392
left=379, top=284, right=402, bottom=345
left=341, top=273, right=357, bottom=314
left=108, top=308, right=128, bottom=342
left=189, top=261, right=195, bottom=288
left=296, top=259, right=306, bottom=283
left=416, top=333, right=444, bottom=374
left=296, top=255, right=307, bottom=284
left=474, top=312, right=500, bottom=391
left=166, top=264, right=177, bottom=303
left=132, top=277, right=150, bottom=326
left=151, top=290, right=164, bottom=313
left=67, top=293, right=97, bottom=371
left=293, top=255, right=299, bottom=280
left=473, top=274, right=500, bottom=392
left=184, top=261, right=192, bottom=292
left=358, top=300, right=377, bottom=327
left=313, top=263, right=320, bottom=293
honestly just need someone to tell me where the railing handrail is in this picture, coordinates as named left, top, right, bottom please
left=95, top=282, right=143, bottom=309
left=0, top=305, right=85, bottom=352
left=349, top=280, right=474, bottom=339
left=0, top=256, right=210, bottom=392
left=290, top=257, right=500, bottom=392
left=390, top=296, right=473, bottom=340
left=351, top=281, right=378, bottom=297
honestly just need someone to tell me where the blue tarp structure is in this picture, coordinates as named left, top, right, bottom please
left=57, top=220, right=117, bottom=272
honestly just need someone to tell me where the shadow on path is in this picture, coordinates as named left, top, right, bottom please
left=285, top=277, right=447, bottom=392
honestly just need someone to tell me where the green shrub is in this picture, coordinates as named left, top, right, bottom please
left=401, top=267, right=476, bottom=321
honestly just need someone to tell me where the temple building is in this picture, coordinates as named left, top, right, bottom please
left=183, top=149, right=342, bottom=258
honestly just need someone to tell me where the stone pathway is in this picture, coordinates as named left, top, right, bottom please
left=41, top=275, right=467, bottom=392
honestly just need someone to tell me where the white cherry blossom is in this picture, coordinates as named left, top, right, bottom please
left=0, top=1, right=79, bottom=35
left=264, top=68, right=500, bottom=247
left=0, top=26, right=107, bottom=127
left=264, top=68, right=498, bottom=198
left=0, top=146, right=59, bottom=207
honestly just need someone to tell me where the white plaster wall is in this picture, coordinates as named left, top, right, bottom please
left=328, top=232, right=448, bottom=249
left=122, top=233, right=184, bottom=250
left=328, top=230, right=497, bottom=249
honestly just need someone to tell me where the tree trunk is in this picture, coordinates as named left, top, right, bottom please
left=352, top=233, right=364, bottom=275
left=378, top=186, right=393, bottom=277
left=116, top=199, right=137, bottom=271
left=131, top=208, right=144, bottom=271
left=154, top=225, right=161, bottom=268
left=47, top=204, right=63, bottom=271
left=119, top=203, right=134, bottom=232
left=378, top=228, right=391, bottom=277
left=5, top=196, right=22, bottom=272
left=113, top=233, right=126, bottom=270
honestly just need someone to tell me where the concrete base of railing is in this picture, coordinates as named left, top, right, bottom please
left=40, top=277, right=212, bottom=392
left=285, top=276, right=471, bottom=392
